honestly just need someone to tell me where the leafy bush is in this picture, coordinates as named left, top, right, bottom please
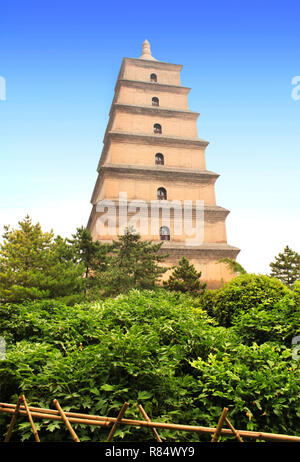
left=231, top=292, right=300, bottom=346
left=190, top=343, right=300, bottom=435
left=0, top=289, right=299, bottom=442
left=197, top=289, right=217, bottom=318
left=293, top=281, right=300, bottom=297
left=200, top=274, right=290, bottom=326
left=0, top=299, right=103, bottom=347
left=0, top=290, right=224, bottom=441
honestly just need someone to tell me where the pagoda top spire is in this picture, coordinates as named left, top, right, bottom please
left=139, top=39, right=157, bottom=61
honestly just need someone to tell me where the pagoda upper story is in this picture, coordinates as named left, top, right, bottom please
left=97, top=40, right=209, bottom=174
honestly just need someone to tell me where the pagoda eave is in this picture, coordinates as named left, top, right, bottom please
left=104, top=131, right=209, bottom=148
left=158, top=242, right=241, bottom=260
left=110, top=103, right=199, bottom=119
left=89, top=200, right=230, bottom=218
left=122, top=57, right=183, bottom=72
left=97, top=163, right=219, bottom=183
left=86, top=203, right=233, bottom=237
left=115, top=79, right=191, bottom=95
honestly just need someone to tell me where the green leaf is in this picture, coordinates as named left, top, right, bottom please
left=47, top=422, right=61, bottom=432
left=137, top=391, right=153, bottom=401
left=90, top=387, right=100, bottom=396
left=100, top=384, right=115, bottom=391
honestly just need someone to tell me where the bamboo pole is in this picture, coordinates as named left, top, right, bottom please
left=4, top=396, right=22, bottom=442
left=1, top=402, right=109, bottom=422
left=0, top=406, right=110, bottom=427
left=225, top=417, right=243, bottom=442
left=211, top=408, right=229, bottom=442
left=1, top=402, right=300, bottom=442
left=106, top=402, right=129, bottom=442
left=138, top=405, right=162, bottom=442
left=21, top=395, right=40, bottom=442
left=53, top=399, right=80, bottom=442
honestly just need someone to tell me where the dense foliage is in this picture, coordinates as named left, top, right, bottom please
left=0, top=288, right=299, bottom=442
left=0, top=217, right=299, bottom=442
left=100, top=229, right=168, bottom=297
left=0, top=216, right=85, bottom=303
left=231, top=292, right=300, bottom=346
left=0, top=218, right=169, bottom=304
left=200, top=274, right=290, bottom=326
left=68, top=226, right=112, bottom=284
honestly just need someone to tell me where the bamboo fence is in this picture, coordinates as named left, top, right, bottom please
left=1, top=397, right=300, bottom=442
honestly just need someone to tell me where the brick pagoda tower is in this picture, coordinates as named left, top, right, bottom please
left=87, top=40, right=240, bottom=288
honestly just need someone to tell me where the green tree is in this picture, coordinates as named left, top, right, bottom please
left=68, top=227, right=111, bottom=278
left=0, top=216, right=84, bottom=303
left=102, top=228, right=168, bottom=296
left=68, top=227, right=112, bottom=297
left=163, top=256, right=206, bottom=294
left=270, top=245, right=300, bottom=288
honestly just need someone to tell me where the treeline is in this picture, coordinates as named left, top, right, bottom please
left=0, top=216, right=168, bottom=304
left=0, top=215, right=299, bottom=305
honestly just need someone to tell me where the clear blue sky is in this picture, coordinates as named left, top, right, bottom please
left=0, top=0, right=299, bottom=273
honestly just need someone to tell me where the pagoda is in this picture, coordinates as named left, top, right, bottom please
left=87, top=40, right=240, bottom=288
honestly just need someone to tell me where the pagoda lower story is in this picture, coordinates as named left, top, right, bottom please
left=87, top=41, right=240, bottom=289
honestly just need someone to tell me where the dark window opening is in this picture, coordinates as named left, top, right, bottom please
left=152, top=97, right=159, bottom=106
left=155, top=153, right=164, bottom=165
left=157, top=187, right=167, bottom=200
left=150, top=73, right=157, bottom=82
left=154, top=123, right=162, bottom=134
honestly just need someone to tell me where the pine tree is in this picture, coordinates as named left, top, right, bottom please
left=102, top=228, right=168, bottom=296
left=270, top=245, right=300, bottom=288
left=67, top=226, right=112, bottom=296
left=163, top=256, right=206, bottom=294
left=68, top=227, right=111, bottom=277
left=0, top=216, right=85, bottom=303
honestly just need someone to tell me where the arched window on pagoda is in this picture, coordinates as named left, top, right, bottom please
left=154, top=123, right=162, bottom=134
left=155, top=153, right=164, bottom=165
left=150, top=73, right=157, bottom=82
left=152, top=97, right=159, bottom=106
left=160, top=226, right=170, bottom=241
left=157, top=187, right=167, bottom=200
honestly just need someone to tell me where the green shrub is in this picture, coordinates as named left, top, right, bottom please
left=232, top=292, right=300, bottom=346
left=202, top=274, right=290, bottom=326
left=0, top=290, right=235, bottom=441
left=190, top=343, right=300, bottom=436
left=293, top=281, right=300, bottom=297
left=197, top=289, right=217, bottom=318
left=0, top=289, right=299, bottom=441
